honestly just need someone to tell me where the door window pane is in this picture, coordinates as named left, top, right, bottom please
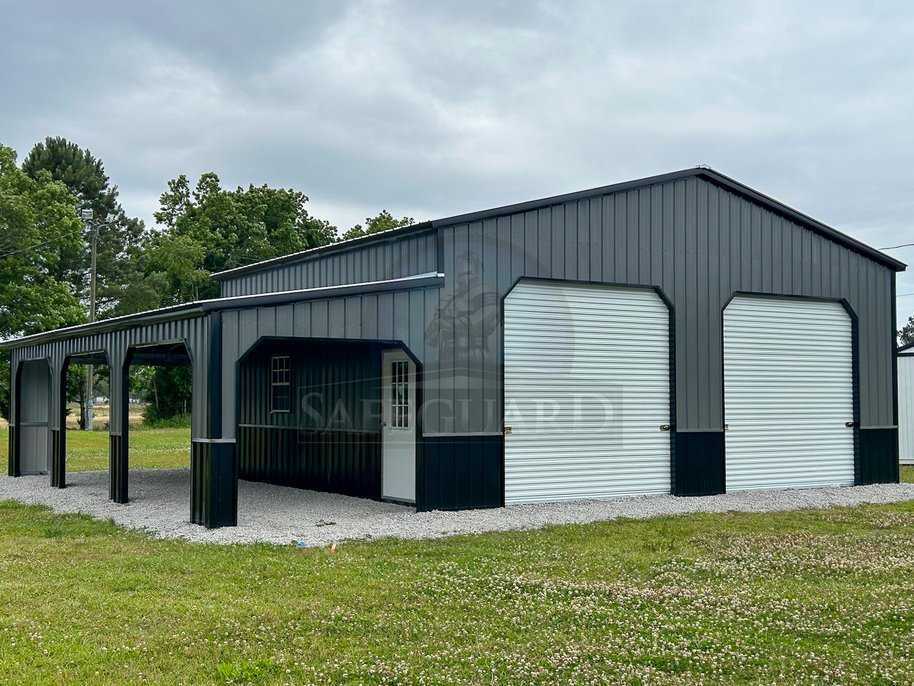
left=391, top=360, right=409, bottom=428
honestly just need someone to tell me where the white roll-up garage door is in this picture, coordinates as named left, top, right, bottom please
left=503, top=281, right=671, bottom=504
left=723, top=296, right=855, bottom=491
left=899, top=354, right=914, bottom=465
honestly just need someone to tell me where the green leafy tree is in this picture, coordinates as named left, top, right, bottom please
left=141, top=365, right=193, bottom=425
left=899, top=315, right=914, bottom=346
left=342, top=210, right=415, bottom=240
left=132, top=172, right=338, bottom=420
left=146, top=172, right=337, bottom=304
left=0, top=143, right=86, bottom=418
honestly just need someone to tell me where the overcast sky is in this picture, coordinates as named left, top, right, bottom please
left=2, top=0, right=912, bottom=323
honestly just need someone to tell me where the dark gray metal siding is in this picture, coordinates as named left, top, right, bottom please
left=8, top=315, right=212, bottom=439
left=219, top=286, right=440, bottom=439
left=236, top=339, right=384, bottom=499
left=219, top=230, right=438, bottom=297
left=433, top=175, right=895, bottom=433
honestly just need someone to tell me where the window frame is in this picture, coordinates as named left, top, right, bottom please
left=390, top=359, right=410, bottom=429
left=270, top=355, right=292, bottom=414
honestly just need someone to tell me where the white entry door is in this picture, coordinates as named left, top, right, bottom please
left=382, top=349, right=416, bottom=502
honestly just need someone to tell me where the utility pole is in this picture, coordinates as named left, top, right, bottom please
left=80, top=209, right=96, bottom=430
left=79, top=209, right=115, bottom=431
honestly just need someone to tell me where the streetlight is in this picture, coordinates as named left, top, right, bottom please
left=79, top=208, right=116, bottom=431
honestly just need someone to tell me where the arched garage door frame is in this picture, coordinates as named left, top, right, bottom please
left=501, top=277, right=676, bottom=505
left=721, top=292, right=860, bottom=489
left=54, top=349, right=110, bottom=488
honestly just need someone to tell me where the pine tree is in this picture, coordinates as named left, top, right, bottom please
left=21, top=137, right=147, bottom=315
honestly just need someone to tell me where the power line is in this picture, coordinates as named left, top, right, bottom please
left=880, top=243, right=914, bottom=250
left=0, top=238, right=58, bottom=260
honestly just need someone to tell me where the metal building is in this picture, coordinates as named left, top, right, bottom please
left=898, top=342, right=914, bottom=465
left=3, top=167, right=905, bottom=528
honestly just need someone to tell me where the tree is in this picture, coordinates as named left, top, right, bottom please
left=899, top=315, right=914, bottom=346
left=21, top=137, right=150, bottom=427
left=342, top=210, right=415, bottom=240
left=0, top=143, right=86, bottom=418
left=146, top=172, right=337, bottom=305
left=131, top=172, right=339, bottom=420
left=21, top=137, right=147, bottom=316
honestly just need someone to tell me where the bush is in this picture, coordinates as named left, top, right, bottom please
left=141, top=410, right=191, bottom=429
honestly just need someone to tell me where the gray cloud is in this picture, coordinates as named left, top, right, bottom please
left=2, top=0, right=913, bottom=321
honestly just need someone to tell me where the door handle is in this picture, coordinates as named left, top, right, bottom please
left=659, top=424, right=672, bottom=432
left=845, top=421, right=857, bottom=428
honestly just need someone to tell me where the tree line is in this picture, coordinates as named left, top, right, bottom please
left=0, top=137, right=414, bottom=424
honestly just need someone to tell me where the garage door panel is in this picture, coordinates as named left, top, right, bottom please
left=504, top=281, right=671, bottom=504
left=724, top=296, right=855, bottom=491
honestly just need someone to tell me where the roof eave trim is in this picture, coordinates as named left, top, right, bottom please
left=211, top=221, right=435, bottom=280
left=0, top=272, right=446, bottom=351
left=697, top=169, right=906, bottom=272
left=201, top=271, right=445, bottom=312
left=0, top=304, right=205, bottom=351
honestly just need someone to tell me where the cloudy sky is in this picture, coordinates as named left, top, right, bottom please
left=2, top=0, right=913, bottom=322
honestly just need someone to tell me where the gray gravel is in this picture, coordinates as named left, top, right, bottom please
left=2, top=468, right=914, bottom=547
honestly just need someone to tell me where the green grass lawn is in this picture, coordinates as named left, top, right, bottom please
left=0, top=427, right=189, bottom=471
left=902, top=465, right=914, bottom=483
left=1, top=500, right=914, bottom=684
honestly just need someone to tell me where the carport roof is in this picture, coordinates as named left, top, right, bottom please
left=0, top=272, right=444, bottom=351
left=211, top=166, right=906, bottom=279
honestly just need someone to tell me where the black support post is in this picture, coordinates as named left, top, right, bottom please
left=189, top=312, right=238, bottom=529
left=109, top=434, right=128, bottom=502
left=50, top=429, right=65, bottom=488
left=8, top=359, right=19, bottom=477
left=7, top=425, right=16, bottom=477
left=191, top=439, right=238, bottom=528
left=51, top=362, right=67, bottom=488
left=108, top=354, right=130, bottom=503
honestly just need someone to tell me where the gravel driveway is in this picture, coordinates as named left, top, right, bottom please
left=2, top=468, right=913, bottom=546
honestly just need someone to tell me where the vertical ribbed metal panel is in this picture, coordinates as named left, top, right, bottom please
left=723, top=296, right=855, bottom=490
left=219, top=230, right=438, bottom=297
left=899, top=354, right=914, bottom=464
left=503, top=281, right=671, bottom=503
left=17, top=359, right=51, bottom=475
left=430, top=176, right=895, bottom=434
left=219, top=286, right=441, bottom=440
left=236, top=339, right=382, bottom=498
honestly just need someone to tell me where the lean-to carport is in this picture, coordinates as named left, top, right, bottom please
left=3, top=273, right=444, bottom=529
left=4, top=304, right=230, bottom=525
